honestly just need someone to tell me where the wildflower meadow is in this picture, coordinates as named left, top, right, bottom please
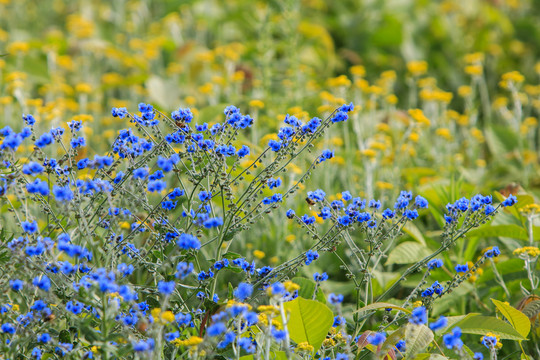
left=0, top=1, right=539, bottom=359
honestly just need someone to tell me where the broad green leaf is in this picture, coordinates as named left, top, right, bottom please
left=439, top=314, right=479, bottom=334
left=240, top=350, right=290, bottom=360
left=282, top=297, right=333, bottom=353
left=386, top=242, right=432, bottom=265
left=413, top=355, right=448, bottom=360
left=492, top=299, right=530, bottom=338
left=466, top=224, right=528, bottom=241
left=453, top=315, right=526, bottom=340
left=291, top=277, right=326, bottom=303
left=402, top=222, right=426, bottom=245
left=405, top=324, right=434, bottom=357
left=476, top=259, right=526, bottom=284
left=354, top=302, right=410, bottom=314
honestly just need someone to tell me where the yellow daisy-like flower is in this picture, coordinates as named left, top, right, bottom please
left=407, top=60, right=428, bottom=76
left=513, top=246, right=540, bottom=258
left=296, top=342, right=314, bottom=353
left=253, top=250, right=265, bottom=259
left=435, top=128, right=452, bottom=140
left=249, top=99, right=265, bottom=109
left=408, top=109, right=431, bottom=126
left=171, top=336, right=203, bottom=347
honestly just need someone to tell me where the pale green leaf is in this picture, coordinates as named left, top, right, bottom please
left=405, top=324, right=434, bottom=357
left=492, top=299, right=530, bottom=338
left=385, top=242, right=432, bottom=265
left=453, top=315, right=526, bottom=340
left=354, top=302, right=410, bottom=314
left=282, top=297, right=334, bottom=353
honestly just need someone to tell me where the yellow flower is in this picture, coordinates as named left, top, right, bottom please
left=413, top=301, right=423, bottom=308
left=435, top=128, right=452, bottom=140
left=464, top=52, right=485, bottom=64
left=296, top=342, right=314, bottom=353
left=385, top=94, right=398, bottom=105
left=231, top=70, right=245, bottom=82
left=322, top=338, right=336, bottom=347
left=283, top=281, right=300, bottom=292
left=285, top=234, right=296, bottom=243
left=75, top=83, right=92, bottom=94
left=458, top=85, right=472, bottom=97
left=350, top=65, right=366, bottom=77
left=199, top=83, right=213, bottom=94
left=375, top=181, right=393, bottom=190
left=361, top=149, right=377, bottom=158
left=172, top=336, right=203, bottom=347
left=476, top=159, right=486, bottom=168
left=465, top=65, right=483, bottom=76
left=500, top=71, right=525, bottom=89
left=327, top=75, right=351, bottom=88
left=249, top=99, right=265, bottom=109
left=470, top=128, right=484, bottom=142
left=513, top=246, right=540, bottom=257
left=376, top=123, right=390, bottom=132
left=408, top=109, right=431, bottom=126
left=409, top=132, right=419, bottom=142
left=253, top=250, right=265, bottom=259
left=407, top=60, right=428, bottom=76
left=7, top=41, right=30, bottom=54
left=493, top=97, right=508, bottom=109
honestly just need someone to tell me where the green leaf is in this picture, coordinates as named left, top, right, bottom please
left=404, top=324, right=434, bottom=357
left=402, top=222, right=426, bottom=245
left=240, top=351, right=290, bottom=360
left=291, top=277, right=326, bottom=303
left=466, top=224, right=528, bottom=241
left=385, top=242, right=432, bottom=265
left=492, top=299, right=530, bottom=338
left=354, top=302, right=410, bottom=314
left=282, top=297, right=333, bottom=353
left=438, top=314, right=479, bottom=334
left=453, top=315, right=526, bottom=340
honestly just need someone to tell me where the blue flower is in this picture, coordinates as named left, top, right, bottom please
left=272, top=328, right=287, bottom=341
left=286, top=209, right=295, bottom=219
left=9, top=279, right=23, bottom=291
left=1, top=323, right=15, bottom=334
left=429, top=316, right=448, bottom=331
left=427, top=258, right=443, bottom=270
left=484, top=246, right=501, bottom=258
left=328, top=293, right=344, bottom=305
left=22, top=220, right=38, bottom=234
left=305, top=250, right=319, bottom=265
left=237, top=145, right=250, bottom=158
left=443, top=327, right=463, bottom=349
left=35, top=132, right=54, bottom=148
left=157, top=281, right=175, bottom=296
left=207, top=322, right=226, bottom=337
left=395, top=340, right=406, bottom=352
left=455, top=264, right=469, bottom=273
left=177, top=234, right=201, bottom=250
left=404, top=209, right=419, bottom=220
left=318, top=149, right=334, bottom=163
left=409, top=306, right=427, bottom=325
left=367, top=332, right=386, bottom=346
left=268, top=140, right=282, bottom=152
left=234, top=282, right=253, bottom=301
left=501, top=194, right=517, bottom=207
left=481, top=334, right=498, bottom=349
left=473, top=353, right=484, bottom=360
left=313, top=272, right=328, bottom=282
left=415, top=195, right=429, bottom=209
left=198, top=191, right=212, bottom=202
left=53, top=185, right=74, bottom=202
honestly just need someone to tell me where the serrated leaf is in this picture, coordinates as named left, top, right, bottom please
left=405, top=324, right=434, bottom=357
left=281, top=297, right=333, bottom=353
left=453, top=315, right=526, bottom=340
left=386, top=242, right=432, bottom=265
left=492, top=299, right=530, bottom=338
left=354, top=302, right=410, bottom=314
